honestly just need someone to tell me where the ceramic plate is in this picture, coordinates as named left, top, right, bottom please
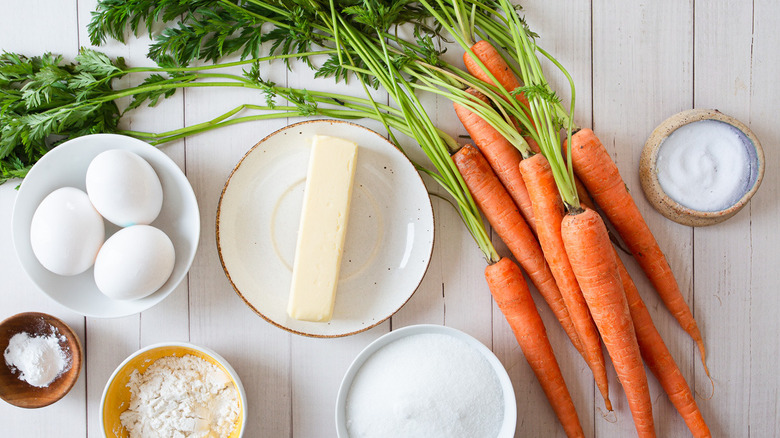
left=12, top=134, right=200, bottom=318
left=217, top=120, right=434, bottom=337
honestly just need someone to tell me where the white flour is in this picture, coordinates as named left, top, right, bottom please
left=4, top=329, right=70, bottom=387
left=120, top=354, right=240, bottom=438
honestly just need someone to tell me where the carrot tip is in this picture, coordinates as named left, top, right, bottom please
left=697, top=340, right=710, bottom=378
left=598, top=408, right=618, bottom=424
left=696, top=372, right=716, bottom=401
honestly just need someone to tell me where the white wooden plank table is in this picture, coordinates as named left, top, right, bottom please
left=1, top=1, right=778, bottom=436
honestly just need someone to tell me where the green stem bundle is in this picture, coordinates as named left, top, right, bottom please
left=4, top=0, right=583, bottom=261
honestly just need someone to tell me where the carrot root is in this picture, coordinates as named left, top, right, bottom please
left=452, top=145, right=586, bottom=358
left=519, top=153, right=612, bottom=411
left=617, top=253, right=711, bottom=437
left=562, top=208, right=656, bottom=438
left=464, top=40, right=522, bottom=93
left=570, top=128, right=708, bottom=375
left=454, top=89, right=537, bottom=232
left=486, top=257, right=585, bottom=438
left=463, top=41, right=539, bottom=151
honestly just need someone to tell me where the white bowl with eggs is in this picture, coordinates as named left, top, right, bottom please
left=12, top=134, right=199, bottom=318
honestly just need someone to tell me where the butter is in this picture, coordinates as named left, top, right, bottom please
left=287, top=135, right=359, bottom=322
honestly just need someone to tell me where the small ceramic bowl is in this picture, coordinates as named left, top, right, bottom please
left=101, top=342, right=247, bottom=438
left=335, top=324, right=516, bottom=438
left=12, top=134, right=200, bottom=317
left=0, top=312, right=83, bottom=408
left=640, top=109, right=765, bottom=226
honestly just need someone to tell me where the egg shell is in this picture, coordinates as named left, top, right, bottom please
left=86, top=149, right=163, bottom=227
left=30, top=187, right=105, bottom=276
left=94, top=225, right=175, bottom=300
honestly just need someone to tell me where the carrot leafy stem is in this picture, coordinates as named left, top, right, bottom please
left=4, top=0, right=585, bottom=260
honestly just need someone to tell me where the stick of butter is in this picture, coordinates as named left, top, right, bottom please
left=287, top=135, right=359, bottom=322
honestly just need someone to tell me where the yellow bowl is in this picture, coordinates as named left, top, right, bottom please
left=100, top=342, right=246, bottom=437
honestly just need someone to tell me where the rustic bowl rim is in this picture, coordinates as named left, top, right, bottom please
left=639, top=109, right=765, bottom=227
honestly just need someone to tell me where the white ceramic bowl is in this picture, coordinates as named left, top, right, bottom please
left=100, top=342, right=246, bottom=438
left=12, top=134, right=200, bottom=317
left=335, top=324, right=516, bottom=438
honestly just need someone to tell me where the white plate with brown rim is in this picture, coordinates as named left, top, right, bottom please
left=216, top=120, right=434, bottom=337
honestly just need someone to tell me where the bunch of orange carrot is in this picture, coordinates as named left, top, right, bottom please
left=450, top=35, right=711, bottom=438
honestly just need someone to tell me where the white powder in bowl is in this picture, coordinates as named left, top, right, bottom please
left=345, top=333, right=504, bottom=438
left=4, top=329, right=70, bottom=388
left=656, top=119, right=755, bottom=212
left=119, top=354, right=240, bottom=438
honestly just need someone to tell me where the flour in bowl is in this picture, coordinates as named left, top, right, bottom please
left=120, top=354, right=240, bottom=438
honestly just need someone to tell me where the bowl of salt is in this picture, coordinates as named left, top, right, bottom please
left=0, top=312, right=83, bottom=408
left=335, top=324, right=516, bottom=438
left=640, top=109, right=765, bottom=227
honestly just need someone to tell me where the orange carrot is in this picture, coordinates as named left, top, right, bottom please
left=574, top=174, right=595, bottom=210
left=558, top=140, right=595, bottom=211
left=519, top=153, right=611, bottom=411
left=562, top=207, right=655, bottom=438
left=463, top=40, right=539, bottom=152
left=464, top=40, right=523, bottom=98
left=526, top=136, right=541, bottom=154
left=454, top=89, right=537, bottom=232
left=452, top=145, right=584, bottom=354
left=616, top=252, right=711, bottom=437
left=486, top=257, right=585, bottom=438
left=569, top=128, right=707, bottom=372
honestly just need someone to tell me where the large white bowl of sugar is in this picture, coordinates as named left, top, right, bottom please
left=335, top=324, right=516, bottom=438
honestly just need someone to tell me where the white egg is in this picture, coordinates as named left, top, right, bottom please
left=86, top=149, right=163, bottom=227
left=30, top=187, right=105, bottom=276
left=94, top=225, right=175, bottom=300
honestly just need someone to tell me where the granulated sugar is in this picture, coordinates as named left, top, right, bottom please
left=345, top=333, right=504, bottom=438
left=120, top=354, right=239, bottom=438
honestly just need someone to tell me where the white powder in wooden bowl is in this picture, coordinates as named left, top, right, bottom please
left=345, top=333, right=504, bottom=438
left=120, top=354, right=240, bottom=438
left=4, top=329, right=70, bottom=387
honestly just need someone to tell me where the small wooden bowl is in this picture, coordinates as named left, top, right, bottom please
left=0, top=312, right=83, bottom=408
left=640, top=109, right=765, bottom=226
